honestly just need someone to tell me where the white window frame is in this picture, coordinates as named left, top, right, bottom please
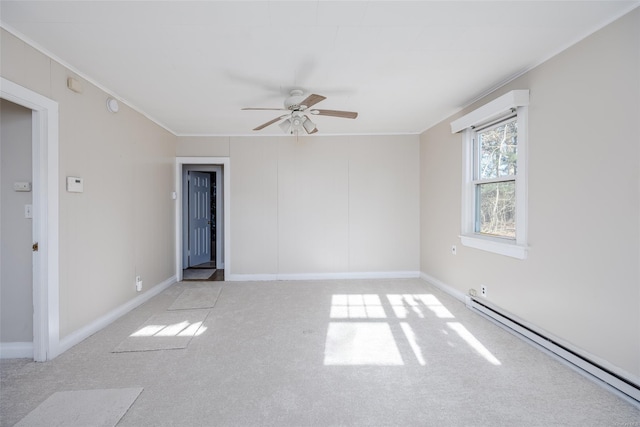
left=451, top=90, right=529, bottom=259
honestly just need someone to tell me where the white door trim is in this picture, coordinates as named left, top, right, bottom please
left=175, top=157, right=230, bottom=281
left=1, top=77, right=60, bottom=361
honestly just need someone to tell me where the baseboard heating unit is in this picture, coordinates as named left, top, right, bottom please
left=466, top=296, right=640, bottom=406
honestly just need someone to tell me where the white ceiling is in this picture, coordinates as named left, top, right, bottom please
left=1, top=1, right=638, bottom=136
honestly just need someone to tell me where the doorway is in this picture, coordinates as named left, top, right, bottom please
left=178, top=161, right=229, bottom=282
left=1, top=77, right=60, bottom=362
left=1, top=100, right=34, bottom=356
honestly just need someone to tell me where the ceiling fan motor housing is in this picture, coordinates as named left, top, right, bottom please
left=284, top=89, right=305, bottom=110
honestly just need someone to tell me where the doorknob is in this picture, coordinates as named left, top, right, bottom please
left=32, top=242, right=39, bottom=252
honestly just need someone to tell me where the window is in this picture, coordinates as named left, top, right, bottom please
left=451, top=90, right=529, bottom=259
left=475, top=116, right=517, bottom=238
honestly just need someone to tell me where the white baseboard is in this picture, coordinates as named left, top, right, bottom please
left=0, top=342, right=33, bottom=359
left=227, top=271, right=421, bottom=282
left=420, top=272, right=467, bottom=302
left=56, top=276, right=176, bottom=356
left=227, top=273, right=278, bottom=282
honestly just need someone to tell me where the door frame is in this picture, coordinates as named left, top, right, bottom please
left=175, top=157, right=230, bottom=281
left=1, top=77, right=60, bottom=361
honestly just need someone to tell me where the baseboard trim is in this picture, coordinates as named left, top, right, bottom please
left=420, top=272, right=467, bottom=302
left=420, top=271, right=640, bottom=407
left=227, top=274, right=278, bottom=282
left=227, top=271, right=421, bottom=282
left=0, top=342, right=33, bottom=359
left=57, top=276, right=176, bottom=356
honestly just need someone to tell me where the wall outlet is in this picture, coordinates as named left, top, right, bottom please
left=451, top=245, right=457, bottom=255
left=481, top=285, right=487, bottom=297
left=135, top=276, right=142, bottom=292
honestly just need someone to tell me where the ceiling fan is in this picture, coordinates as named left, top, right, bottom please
left=242, top=89, right=358, bottom=134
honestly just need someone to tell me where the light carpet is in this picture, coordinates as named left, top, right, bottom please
left=14, top=388, right=142, bottom=427
left=112, top=309, right=209, bottom=352
left=2, top=279, right=638, bottom=427
left=168, top=286, right=221, bottom=310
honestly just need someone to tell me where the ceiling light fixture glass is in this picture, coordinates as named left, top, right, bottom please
left=291, top=116, right=303, bottom=129
left=302, top=116, right=317, bottom=134
left=279, top=118, right=292, bottom=133
left=279, top=114, right=316, bottom=135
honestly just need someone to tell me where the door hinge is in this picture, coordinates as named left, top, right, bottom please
left=32, top=242, right=39, bottom=252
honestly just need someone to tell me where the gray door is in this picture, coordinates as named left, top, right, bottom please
left=188, top=172, right=211, bottom=266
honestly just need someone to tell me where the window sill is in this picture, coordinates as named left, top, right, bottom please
left=460, top=234, right=528, bottom=260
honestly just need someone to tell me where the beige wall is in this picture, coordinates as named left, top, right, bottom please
left=0, top=100, right=33, bottom=343
left=176, top=136, right=230, bottom=157
left=1, top=29, right=177, bottom=339
left=420, top=9, right=640, bottom=378
left=178, top=134, right=421, bottom=277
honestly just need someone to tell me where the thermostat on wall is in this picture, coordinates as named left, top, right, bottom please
left=67, top=176, right=84, bottom=193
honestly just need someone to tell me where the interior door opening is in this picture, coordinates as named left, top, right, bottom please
left=1, top=78, right=59, bottom=362
left=182, top=165, right=224, bottom=281
left=0, top=99, right=34, bottom=357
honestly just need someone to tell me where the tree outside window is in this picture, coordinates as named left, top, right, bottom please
left=474, top=118, right=517, bottom=238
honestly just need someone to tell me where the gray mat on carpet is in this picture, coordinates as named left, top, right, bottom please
left=112, top=310, right=209, bottom=352
left=15, top=388, right=143, bottom=427
left=169, top=287, right=221, bottom=310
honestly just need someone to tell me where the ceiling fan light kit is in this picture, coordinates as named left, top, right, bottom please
left=277, top=114, right=317, bottom=135
left=243, top=89, right=358, bottom=135
left=302, top=117, right=317, bottom=134
left=279, top=118, right=292, bottom=133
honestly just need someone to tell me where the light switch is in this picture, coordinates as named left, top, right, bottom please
left=67, top=176, right=84, bottom=193
left=14, top=182, right=31, bottom=192
left=25, top=204, right=33, bottom=219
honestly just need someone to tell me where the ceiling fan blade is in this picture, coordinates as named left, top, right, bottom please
left=253, top=116, right=285, bottom=131
left=312, top=109, right=358, bottom=119
left=300, top=94, right=326, bottom=109
left=242, top=107, right=287, bottom=111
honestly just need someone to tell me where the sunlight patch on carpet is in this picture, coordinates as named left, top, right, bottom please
left=448, top=322, right=501, bottom=365
left=324, top=322, right=404, bottom=366
left=113, top=310, right=209, bottom=352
